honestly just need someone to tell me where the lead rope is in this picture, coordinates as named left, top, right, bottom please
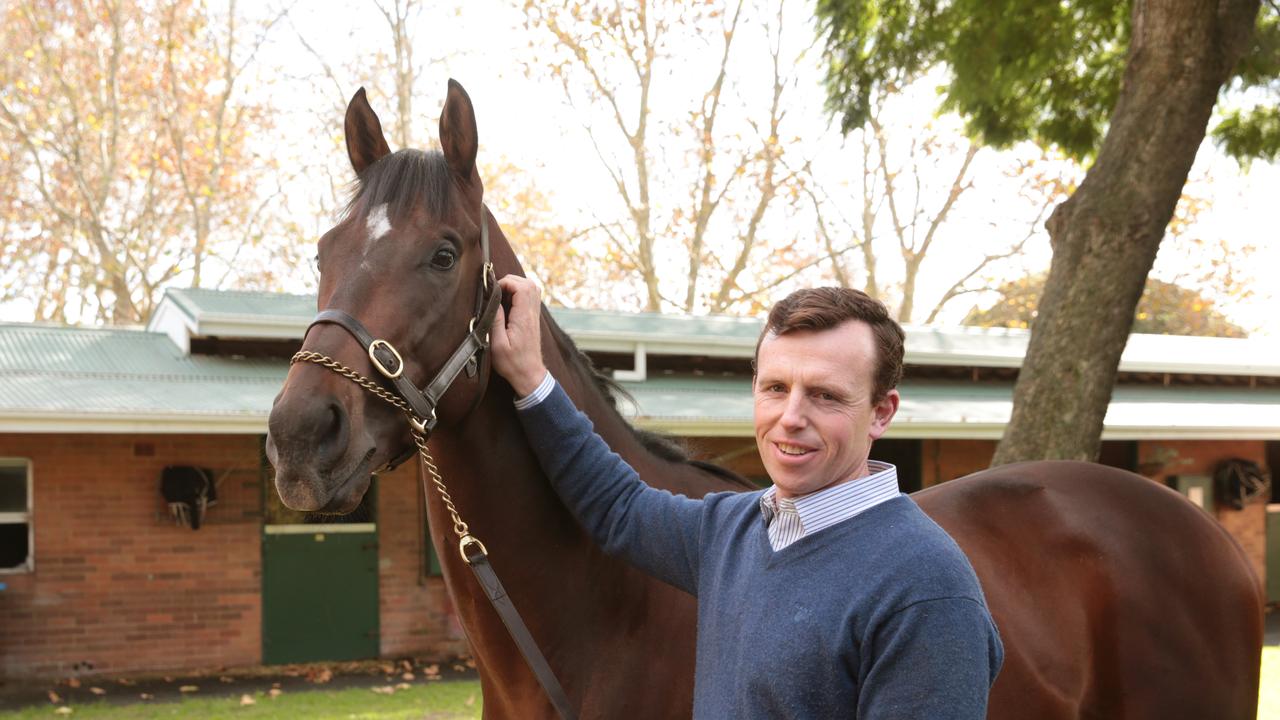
left=291, top=351, right=578, bottom=720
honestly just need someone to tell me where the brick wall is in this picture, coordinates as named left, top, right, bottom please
left=0, top=433, right=475, bottom=681
left=1137, top=439, right=1268, bottom=590
left=923, top=439, right=997, bottom=488
left=0, top=434, right=263, bottom=680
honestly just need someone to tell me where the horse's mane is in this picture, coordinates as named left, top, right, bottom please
left=344, top=149, right=453, bottom=222
left=542, top=308, right=756, bottom=491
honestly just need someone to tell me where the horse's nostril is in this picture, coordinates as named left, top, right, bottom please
left=315, top=398, right=350, bottom=464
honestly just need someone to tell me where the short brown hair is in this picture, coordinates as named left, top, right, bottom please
left=754, top=287, right=904, bottom=402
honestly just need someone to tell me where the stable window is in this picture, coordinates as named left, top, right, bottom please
left=0, top=459, right=33, bottom=573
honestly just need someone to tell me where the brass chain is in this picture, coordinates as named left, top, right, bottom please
left=291, top=351, right=412, bottom=415
left=291, top=351, right=480, bottom=555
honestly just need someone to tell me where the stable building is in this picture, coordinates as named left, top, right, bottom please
left=1, top=287, right=1277, bottom=680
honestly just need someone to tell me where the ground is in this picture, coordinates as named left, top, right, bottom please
left=0, top=658, right=479, bottom=717
left=2, top=622, right=1277, bottom=718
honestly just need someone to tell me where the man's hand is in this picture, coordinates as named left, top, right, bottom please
left=491, top=274, right=548, bottom=398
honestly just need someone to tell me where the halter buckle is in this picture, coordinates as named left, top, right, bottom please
left=368, top=339, right=404, bottom=379
left=483, top=262, right=495, bottom=292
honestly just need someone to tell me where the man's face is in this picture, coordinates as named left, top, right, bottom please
left=753, top=320, right=899, bottom=500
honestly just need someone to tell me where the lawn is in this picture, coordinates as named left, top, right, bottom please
left=4, top=652, right=1277, bottom=719
left=0, top=682, right=483, bottom=719
left=1262, top=647, right=1280, bottom=720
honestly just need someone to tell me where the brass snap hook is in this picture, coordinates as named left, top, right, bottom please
left=410, top=408, right=437, bottom=435
left=459, top=534, right=488, bottom=564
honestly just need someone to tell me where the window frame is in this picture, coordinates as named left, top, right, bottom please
left=0, top=457, right=33, bottom=574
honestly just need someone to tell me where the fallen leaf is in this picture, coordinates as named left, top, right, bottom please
left=465, top=693, right=476, bottom=706
left=271, top=682, right=281, bottom=689
left=162, top=677, right=173, bottom=683
left=139, top=693, right=154, bottom=701
left=47, top=690, right=62, bottom=704
left=379, top=663, right=396, bottom=674
left=66, top=678, right=81, bottom=688
left=401, top=672, right=414, bottom=681
left=400, top=660, right=412, bottom=672
left=54, top=707, right=73, bottom=715
left=179, top=685, right=199, bottom=693
left=219, top=676, right=234, bottom=684
left=452, top=664, right=466, bottom=672
left=427, top=675, right=441, bottom=682
left=423, top=664, right=440, bottom=677
left=115, top=678, right=136, bottom=686
left=307, top=668, right=333, bottom=684
left=239, top=694, right=256, bottom=706
left=371, top=685, right=396, bottom=695
left=395, top=682, right=411, bottom=690
left=89, top=687, right=106, bottom=696
left=464, top=658, right=476, bottom=669
left=268, top=688, right=283, bottom=699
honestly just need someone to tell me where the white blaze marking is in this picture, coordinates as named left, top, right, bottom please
left=365, top=204, right=392, bottom=247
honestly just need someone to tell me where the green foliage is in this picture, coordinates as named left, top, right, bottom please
left=815, top=0, right=1280, bottom=161
left=1213, top=8, right=1280, bottom=164
left=1214, top=105, right=1280, bottom=164
left=964, top=272, right=1249, bottom=338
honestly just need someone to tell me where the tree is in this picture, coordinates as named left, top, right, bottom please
left=284, top=0, right=603, bottom=305
left=522, top=0, right=808, bottom=314
left=816, top=0, right=1275, bottom=464
left=797, top=84, right=1076, bottom=324
left=0, top=0, right=283, bottom=324
left=966, top=273, right=1249, bottom=338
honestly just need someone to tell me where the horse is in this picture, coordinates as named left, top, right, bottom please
left=265, top=80, right=1264, bottom=719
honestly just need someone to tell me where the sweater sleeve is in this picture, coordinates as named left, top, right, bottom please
left=857, top=597, right=1003, bottom=720
left=517, top=381, right=706, bottom=595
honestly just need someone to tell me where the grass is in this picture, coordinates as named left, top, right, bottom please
left=4, top=651, right=1277, bottom=719
left=1262, top=647, right=1280, bottom=720
left=0, top=682, right=483, bottom=719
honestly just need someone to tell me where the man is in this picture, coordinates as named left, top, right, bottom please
left=492, top=277, right=1003, bottom=718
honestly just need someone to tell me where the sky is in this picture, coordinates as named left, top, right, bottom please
left=255, top=0, right=1279, bottom=333
left=5, top=0, right=1277, bottom=335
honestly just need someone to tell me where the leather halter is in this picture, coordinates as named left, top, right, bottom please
left=304, top=205, right=501, bottom=443
left=291, top=203, right=578, bottom=720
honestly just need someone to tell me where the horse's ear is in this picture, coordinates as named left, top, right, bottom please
left=344, top=87, right=391, bottom=176
left=439, top=79, right=478, bottom=182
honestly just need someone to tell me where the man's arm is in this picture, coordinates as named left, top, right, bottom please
left=491, top=274, right=708, bottom=594
left=517, top=376, right=707, bottom=594
left=858, top=597, right=1003, bottom=719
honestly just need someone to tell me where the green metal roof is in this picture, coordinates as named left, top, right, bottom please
left=162, top=287, right=318, bottom=322
left=622, top=376, right=1280, bottom=439
left=147, top=288, right=1280, bottom=377
left=3, top=290, right=1279, bottom=438
left=0, top=323, right=283, bottom=432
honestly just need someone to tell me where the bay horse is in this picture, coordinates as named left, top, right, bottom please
left=265, top=80, right=1263, bottom=719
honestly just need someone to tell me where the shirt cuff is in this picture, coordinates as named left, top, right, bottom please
left=513, top=370, right=555, bottom=410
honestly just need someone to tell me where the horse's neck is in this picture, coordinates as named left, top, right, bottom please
left=423, top=316, right=700, bottom=712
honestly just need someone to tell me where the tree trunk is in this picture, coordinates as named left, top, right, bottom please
left=992, top=0, right=1259, bottom=466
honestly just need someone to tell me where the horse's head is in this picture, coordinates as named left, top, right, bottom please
left=266, top=80, right=495, bottom=513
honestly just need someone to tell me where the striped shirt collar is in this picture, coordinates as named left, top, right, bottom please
left=759, top=461, right=901, bottom=550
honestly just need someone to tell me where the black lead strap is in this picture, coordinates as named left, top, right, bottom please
left=293, top=203, right=577, bottom=720
left=464, top=546, right=579, bottom=720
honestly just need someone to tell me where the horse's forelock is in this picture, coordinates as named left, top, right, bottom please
left=343, top=148, right=454, bottom=225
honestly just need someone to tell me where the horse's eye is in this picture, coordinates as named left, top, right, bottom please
left=430, top=248, right=457, bottom=270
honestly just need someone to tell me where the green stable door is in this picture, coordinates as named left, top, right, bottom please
left=262, top=523, right=379, bottom=664
left=260, top=452, right=380, bottom=666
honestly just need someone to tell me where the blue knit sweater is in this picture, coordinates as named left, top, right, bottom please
left=520, top=384, right=1003, bottom=719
